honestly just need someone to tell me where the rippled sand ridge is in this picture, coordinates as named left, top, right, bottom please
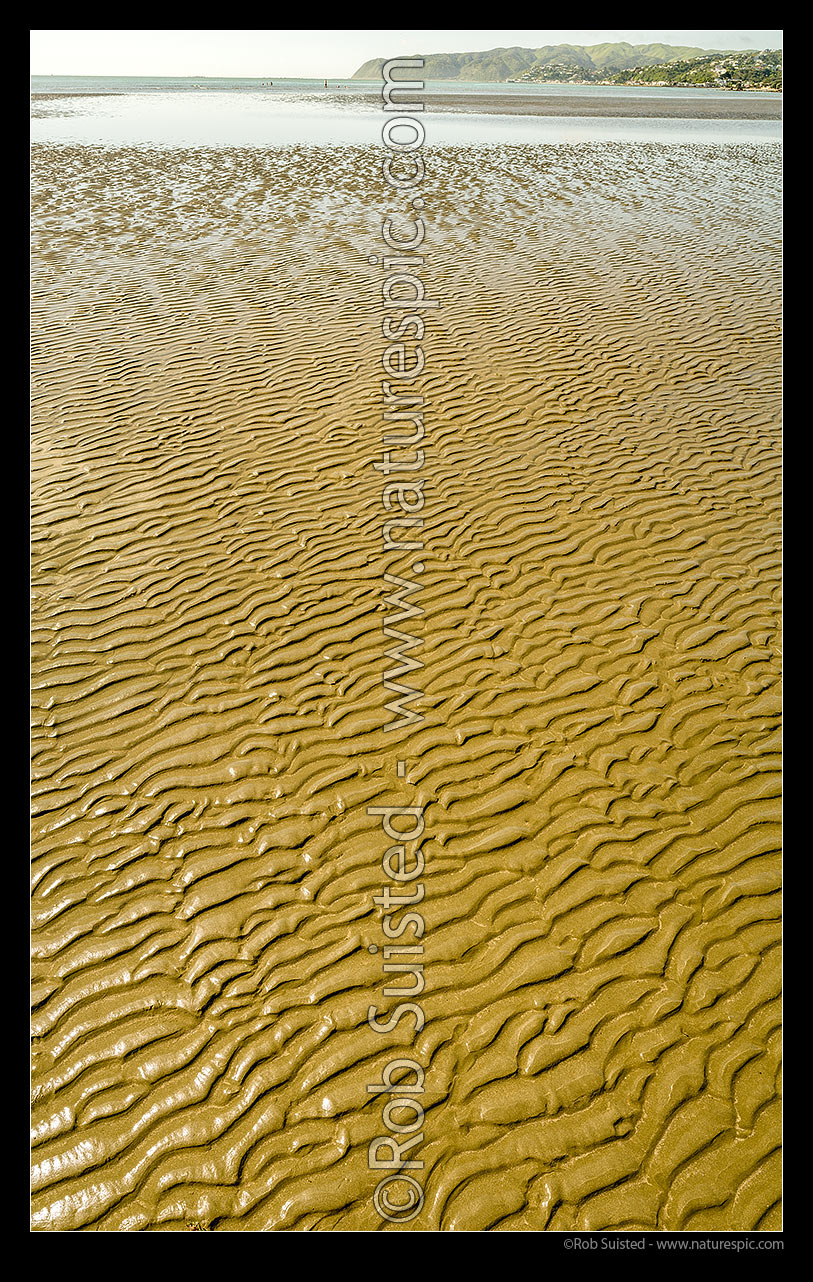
left=31, top=141, right=782, bottom=1231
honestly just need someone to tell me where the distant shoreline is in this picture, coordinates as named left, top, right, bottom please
left=506, top=81, right=781, bottom=92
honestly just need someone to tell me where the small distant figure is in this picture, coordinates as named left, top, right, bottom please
left=324, top=80, right=328, bottom=88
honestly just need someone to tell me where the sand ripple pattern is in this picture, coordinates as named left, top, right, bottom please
left=31, top=143, right=781, bottom=1231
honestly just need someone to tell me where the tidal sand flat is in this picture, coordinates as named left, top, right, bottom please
left=415, top=91, right=781, bottom=118
left=32, top=87, right=783, bottom=119
left=31, top=138, right=781, bottom=1231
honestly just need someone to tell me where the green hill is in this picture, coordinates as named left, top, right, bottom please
left=611, top=49, right=781, bottom=90
left=351, top=42, right=725, bottom=83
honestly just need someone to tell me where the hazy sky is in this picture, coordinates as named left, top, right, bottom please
left=30, top=29, right=783, bottom=78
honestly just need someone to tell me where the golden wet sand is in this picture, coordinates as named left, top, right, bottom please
left=31, top=142, right=781, bottom=1231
